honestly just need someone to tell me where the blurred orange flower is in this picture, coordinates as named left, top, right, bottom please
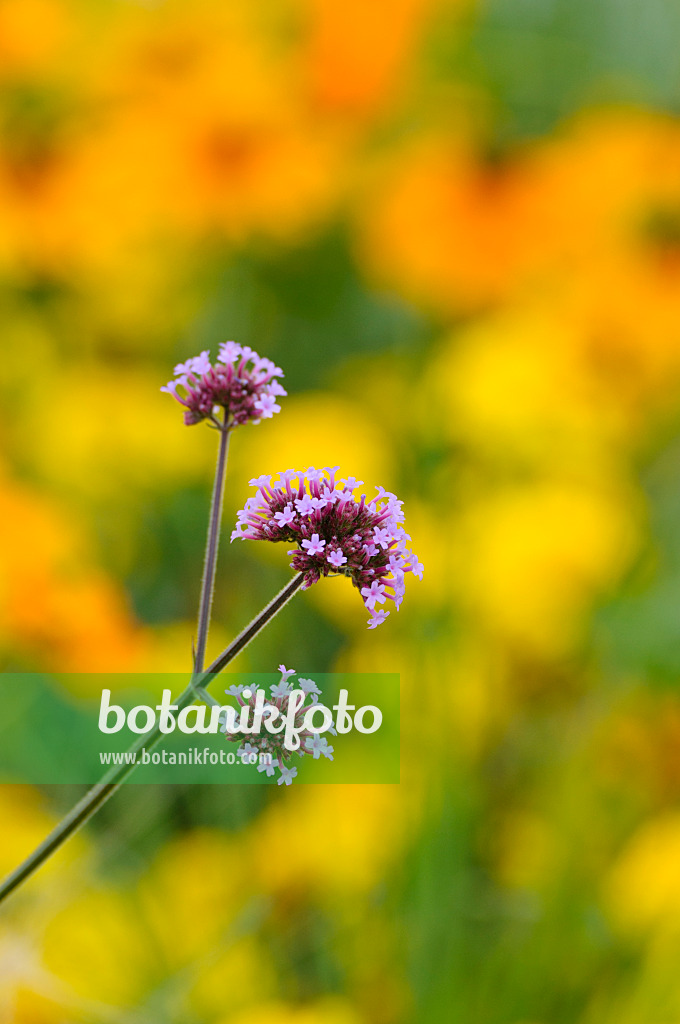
left=304, top=0, right=437, bottom=118
left=0, top=470, right=148, bottom=673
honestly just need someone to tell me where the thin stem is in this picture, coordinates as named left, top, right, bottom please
left=194, top=421, right=230, bottom=673
left=0, top=572, right=305, bottom=907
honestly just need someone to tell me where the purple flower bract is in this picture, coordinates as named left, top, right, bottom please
left=231, top=467, right=423, bottom=627
left=161, top=341, right=286, bottom=427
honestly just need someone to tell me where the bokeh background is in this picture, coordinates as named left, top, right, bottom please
left=3, top=0, right=680, bottom=1020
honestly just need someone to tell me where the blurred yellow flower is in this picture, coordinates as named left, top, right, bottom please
left=431, top=309, right=632, bottom=475
left=452, top=483, right=637, bottom=658
left=530, top=109, right=680, bottom=270
left=42, top=887, right=159, bottom=1007
left=20, top=368, right=214, bottom=502
left=2, top=987, right=79, bottom=1024
left=605, top=813, right=680, bottom=936
left=0, top=0, right=70, bottom=76
left=189, top=935, right=278, bottom=1022
left=0, top=786, right=80, bottom=885
left=137, top=828, right=248, bottom=969
left=220, top=995, right=363, bottom=1024
left=248, top=785, right=405, bottom=896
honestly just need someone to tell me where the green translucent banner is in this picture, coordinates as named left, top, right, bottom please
left=0, top=673, right=399, bottom=784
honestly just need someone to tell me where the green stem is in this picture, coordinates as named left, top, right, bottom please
left=194, top=421, right=230, bottom=673
left=0, top=572, right=305, bottom=907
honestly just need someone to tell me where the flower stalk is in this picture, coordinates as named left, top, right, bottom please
left=194, top=418, right=230, bottom=673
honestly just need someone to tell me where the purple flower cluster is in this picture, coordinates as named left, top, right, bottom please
left=231, top=467, right=423, bottom=627
left=222, top=666, right=334, bottom=786
left=161, top=342, right=286, bottom=427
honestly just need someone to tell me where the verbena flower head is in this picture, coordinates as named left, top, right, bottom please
left=161, top=342, right=286, bottom=427
left=231, top=467, right=423, bottom=627
left=222, top=666, right=334, bottom=786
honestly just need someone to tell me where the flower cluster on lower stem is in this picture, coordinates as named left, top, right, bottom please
left=222, top=666, right=335, bottom=786
left=231, top=467, right=423, bottom=627
left=161, top=341, right=286, bottom=427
